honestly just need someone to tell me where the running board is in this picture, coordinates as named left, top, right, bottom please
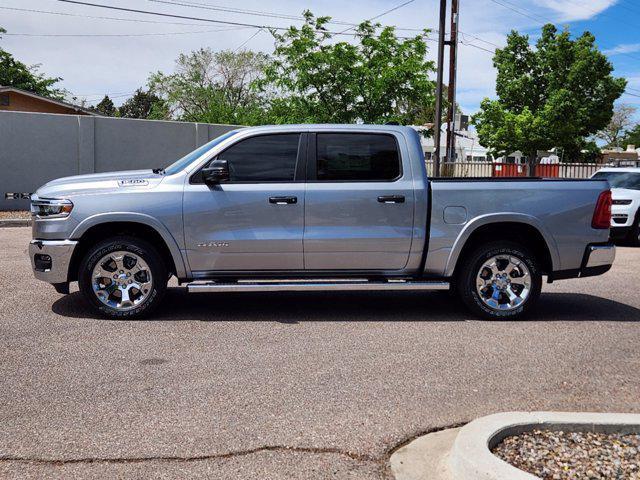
left=187, top=279, right=450, bottom=293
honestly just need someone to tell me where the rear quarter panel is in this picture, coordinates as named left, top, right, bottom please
left=425, top=179, right=610, bottom=276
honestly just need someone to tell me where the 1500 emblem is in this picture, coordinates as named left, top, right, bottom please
left=198, top=241, right=229, bottom=248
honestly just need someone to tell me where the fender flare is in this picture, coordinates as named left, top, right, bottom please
left=70, top=212, right=188, bottom=278
left=443, top=213, right=561, bottom=277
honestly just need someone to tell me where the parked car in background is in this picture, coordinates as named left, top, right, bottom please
left=29, top=125, right=615, bottom=320
left=592, top=167, right=640, bottom=245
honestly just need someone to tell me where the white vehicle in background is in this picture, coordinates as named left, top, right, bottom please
left=592, top=167, right=640, bottom=245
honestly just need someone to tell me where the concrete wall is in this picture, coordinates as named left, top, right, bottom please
left=0, top=111, right=238, bottom=210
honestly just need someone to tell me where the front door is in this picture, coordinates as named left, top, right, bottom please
left=304, top=132, right=415, bottom=271
left=183, top=133, right=305, bottom=273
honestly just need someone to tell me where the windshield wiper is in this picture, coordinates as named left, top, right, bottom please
left=152, top=167, right=166, bottom=174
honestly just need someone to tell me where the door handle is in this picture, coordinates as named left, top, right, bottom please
left=269, top=196, right=297, bottom=205
left=377, top=195, right=405, bottom=204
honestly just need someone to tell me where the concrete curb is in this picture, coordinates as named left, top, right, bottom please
left=451, top=411, right=640, bottom=480
left=0, top=219, right=31, bottom=228
left=391, top=412, right=640, bottom=480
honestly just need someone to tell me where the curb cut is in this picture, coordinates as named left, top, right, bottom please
left=391, top=411, right=640, bottom=480
left=0, top=219, right=31, bottom=228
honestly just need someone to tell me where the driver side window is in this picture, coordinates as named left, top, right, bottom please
left=215, top=134, right=301, bottom=182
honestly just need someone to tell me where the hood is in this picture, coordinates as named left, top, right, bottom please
left=35, top=169, right=165, bottom=199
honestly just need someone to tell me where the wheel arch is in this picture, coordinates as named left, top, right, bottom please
left=446, top=214, right=560, bottom=278
left=68, top=214, right=187, bottom=282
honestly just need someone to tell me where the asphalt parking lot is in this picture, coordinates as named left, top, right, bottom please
left=1, top=226, right=639, bottom=479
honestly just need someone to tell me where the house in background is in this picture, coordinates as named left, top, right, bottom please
left=0, top=86, right=98, bottom=116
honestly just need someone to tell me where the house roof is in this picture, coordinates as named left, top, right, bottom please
left=0, top=86, right=100, bottom=116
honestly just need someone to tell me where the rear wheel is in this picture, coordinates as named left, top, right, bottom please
left=78, top=236, right=167, bottom=319
left=457, top=241, right=542, bottom=320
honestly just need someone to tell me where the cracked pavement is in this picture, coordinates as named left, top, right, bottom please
left=1, top=227, right=640, bottom=479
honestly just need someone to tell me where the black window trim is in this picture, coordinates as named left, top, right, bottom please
left=190, top=132, right=308, bottom=185
left=306, top=132, right=404, bottom=183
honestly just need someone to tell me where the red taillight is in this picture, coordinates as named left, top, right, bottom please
left=592, top=190, right=612, bottom=229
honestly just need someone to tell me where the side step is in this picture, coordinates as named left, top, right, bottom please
left=187, top=279, right=450, bottom=293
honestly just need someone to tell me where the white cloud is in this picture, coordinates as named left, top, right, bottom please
left=0, top=0, right=618, bottom=116
left=604, top=43, right=640, bottom=56
left=532, top=0, right=617, bottom=22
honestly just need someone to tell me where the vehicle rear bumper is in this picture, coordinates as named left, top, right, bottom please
left=29, top=239, right=78, bottom=284
left=549, top=243, right=615, bottom=281
left=610, top=226, right=631, bottom=239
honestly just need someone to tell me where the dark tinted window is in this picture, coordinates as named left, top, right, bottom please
left=217, top=134, right=300, bottom=182
left=592, top=171, right=640, bottom=190
left=316, top=133, right=400, bottom=181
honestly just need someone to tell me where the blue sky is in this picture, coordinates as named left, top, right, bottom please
left=1, top=0, right=639, bottom=120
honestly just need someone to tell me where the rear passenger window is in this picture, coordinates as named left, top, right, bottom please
left=316, top=133, right=400, bottom=181
left=217, top=134, right=300, bottom=182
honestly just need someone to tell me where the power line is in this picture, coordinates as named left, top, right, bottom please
left=0, top=5, right=218, bottom=27
left=338, top=0, right=416, bottom=34
left=2, top=0, right=497, bottom=56
left=53, top=0, right=429, bottom=39
left=340, top=0, right=415, bottom=34
left=146, top=0, right=350, bottom=26
left=233, top=27, right=263, bottom=52
left=488, top=0, right=548, bottom=24
left=2, top=26, right=250, bottom=38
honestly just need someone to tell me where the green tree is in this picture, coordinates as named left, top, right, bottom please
left=94, top=95, right=116, bottom=116
left=118, top=88, right=165, bottom=119
left=149, top=48, right=269, bottom=125
left=473, top=24, right=626, bottom=166
left=261, top=11, right=435, bottom=125
left=621, top=123, right=640, bottom=149
left=0, top=27, right=64, bottom=99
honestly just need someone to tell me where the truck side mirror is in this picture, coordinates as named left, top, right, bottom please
left=202, top=159, right=230, bottom=184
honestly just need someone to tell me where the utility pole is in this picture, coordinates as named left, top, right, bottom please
left=444, top=0, right=459, bottom=165
left=432, top=0, right=447, bottom=177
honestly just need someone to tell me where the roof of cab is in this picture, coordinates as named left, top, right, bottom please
left=235, top=124, right=417, bottom=134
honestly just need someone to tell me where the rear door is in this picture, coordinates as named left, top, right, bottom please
left=303, top=131, right=415, bottom=271
left=183, top=133, right=306, bottom=272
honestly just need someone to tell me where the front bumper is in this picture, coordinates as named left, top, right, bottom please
left=29, top=239, right=78, bottom=284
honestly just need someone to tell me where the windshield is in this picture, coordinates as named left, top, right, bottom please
left=592, top=171, right=640, bottom=190
left=163, top=130, right=239, bottom=175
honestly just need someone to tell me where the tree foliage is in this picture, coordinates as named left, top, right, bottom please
left=118, top=88, right=165, bottom=119
left=149, top=48, right=269, bottom=125
left=621, top=123, right=640, bottom=149
left=94, top=95, right=116, bottom=116
left=261, top=11, right=435, bottom=125
left=473, top=24, right=626, bottom=162
left=0, top=27, right=64, bottom=99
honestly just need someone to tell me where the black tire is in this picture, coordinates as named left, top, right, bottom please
left=456, top=241, right=542, bottom=320
left=78, top=236, right=167, bottom=319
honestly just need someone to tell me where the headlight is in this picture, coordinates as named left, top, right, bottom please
left=612, top=199, right=632, bottom=205
left=30, top=199, right=74, bottom=218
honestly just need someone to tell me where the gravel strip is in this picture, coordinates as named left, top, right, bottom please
left=492, top=429, right=640, bottom=479
left=0, top=210, right=31, bottom=220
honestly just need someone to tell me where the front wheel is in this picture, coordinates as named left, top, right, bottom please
left=456, top=241, right=542, bottom=320
left=78, top=236, right=167, bottom=319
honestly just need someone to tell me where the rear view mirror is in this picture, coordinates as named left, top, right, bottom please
left=202, top=159, right=230, bottom=184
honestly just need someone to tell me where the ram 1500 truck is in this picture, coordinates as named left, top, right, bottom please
left=29, top=125, right=615, bottom=320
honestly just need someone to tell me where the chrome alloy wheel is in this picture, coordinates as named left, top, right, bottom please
left=91, top=251, right=153, bottom=311
left=475, top=255, right=531, bottom=311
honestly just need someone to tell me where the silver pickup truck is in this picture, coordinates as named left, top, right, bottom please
left=29, top=124, right=615, bottom=320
